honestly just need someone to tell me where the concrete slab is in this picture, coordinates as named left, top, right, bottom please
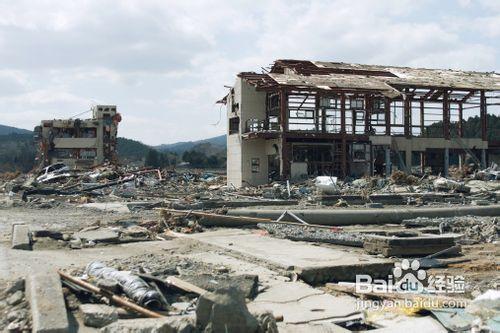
left=27, top=271, right=69, bottom=333
left=73, top=228, right=120, bottom=243
left=179, top=241, right=364, bottom=325
left=77, top=202, right=130, bottom=213
left=182, top=229, right=392, bottom=284
left=364, top=234, right=457, bottom=257
left=11, top=224, right=31, bottom=250
left=248, top=281, right=360, bottom=324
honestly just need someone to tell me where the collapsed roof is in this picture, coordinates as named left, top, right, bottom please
left=238, top=59, right=500, bottom=98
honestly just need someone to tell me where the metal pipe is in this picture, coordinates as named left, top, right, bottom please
left=58, top=270, right=164, bottom=318
left=227, top=205, right=500, bottom=226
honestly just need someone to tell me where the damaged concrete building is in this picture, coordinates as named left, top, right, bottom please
left=222, top=59, right=500, bottom=187
left=34, top=105, right=121, bottom=169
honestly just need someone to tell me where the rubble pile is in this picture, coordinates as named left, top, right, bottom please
left=0, top=278, right=31, bottom=332
left=257, top=223, right=365, bottom=247
left=60, top=254, right=271, bottom=332
left=403, top=215, right=499, bottom=244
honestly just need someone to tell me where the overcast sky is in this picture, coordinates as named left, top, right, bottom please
left=0, top=0, right=498, bottom=145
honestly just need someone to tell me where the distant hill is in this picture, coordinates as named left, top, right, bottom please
left=156, top=135, right=226, bottom=154
left=0, top=133, right=36, bottom=172
left=0, top=124, right=32, bottom=135
left=0, top=123, right=226, bottom=171
left=117, top=137, right=151, bottom=162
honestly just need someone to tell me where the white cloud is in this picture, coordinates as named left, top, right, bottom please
left=0, top=0, right=498, bottom=144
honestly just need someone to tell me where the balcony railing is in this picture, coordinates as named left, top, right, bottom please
left=245, top=119, right=280, bottom=133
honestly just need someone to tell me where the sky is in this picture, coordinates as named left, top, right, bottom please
left=0, top=0, right=498, bottom=145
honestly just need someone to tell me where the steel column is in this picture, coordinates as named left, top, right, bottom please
left=443, top=90, right=450, bottom=140
left=385, top=97, right=391, bottom=135
left=480, top=90, right=487, bottom=141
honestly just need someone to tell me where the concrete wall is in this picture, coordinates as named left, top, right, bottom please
left=241, top=139, right=268, bottom=186
left=227, top=78, right=269, bottom=187
left=226, top=78, right=243, bottom=187
left=240, top=80, right=266, bottom=128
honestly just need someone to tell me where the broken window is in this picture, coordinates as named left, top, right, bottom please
left=350, top=97, right=364, bottom=110
left=229, top=117, right=240, bottom=135
left=352, top=144, right=368, bottom=161
left=267, top=93, right=280, bottom=113
left=80, top=149, right=97, bottom=159
left=288, top=93, right=318, bottom=131
left=373, top=98, right=385, bottom=111
left=231, top=102, right=239, bottom=114
left=251, top=158, right=260, bottom=173
left=320, top=97, right=338, bottom=108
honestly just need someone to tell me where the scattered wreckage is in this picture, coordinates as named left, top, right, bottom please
left=1, top=162, right=499, bottom=332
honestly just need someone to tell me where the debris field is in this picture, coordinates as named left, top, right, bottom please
left=1, top=162, right=499, bottom=333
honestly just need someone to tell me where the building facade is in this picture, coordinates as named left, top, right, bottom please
left=222, top=60, right=500, bottom=187
left=34, top=105, right=121, bottom=169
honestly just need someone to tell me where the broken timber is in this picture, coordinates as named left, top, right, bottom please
left=58, top=270, right=164, bottom=318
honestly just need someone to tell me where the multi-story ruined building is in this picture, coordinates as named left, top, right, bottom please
left=222, top=60, right=500, bottom=187
left=34, top=105, right=121, bottom=169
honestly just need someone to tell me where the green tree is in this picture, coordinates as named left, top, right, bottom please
left=145, top=149, right=160, bottom=168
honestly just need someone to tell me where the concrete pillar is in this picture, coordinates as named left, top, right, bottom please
left=444, top=147, right=449, bottom=177
left=405, top=149, right=412, bottom=173
left=459, top=153, right=464, bottom=170
left=481, top=149, right=487, bottom=169
left=385, top=147, right=391, bottom=177
left=420, top=152, right=425, bottom=174
left=369, top=145, right=374, bottom=176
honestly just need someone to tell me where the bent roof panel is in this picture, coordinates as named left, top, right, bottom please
left=313, top=61, right=500, bottom=90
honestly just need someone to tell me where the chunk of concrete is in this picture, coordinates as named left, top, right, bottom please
left=6, top=278, right=25, bottom=294
left=27, top=271, right=69, bottom=333
left=183, top=229, right=392, bottom=284
left=364, top=234, right=457, bottom=257
left=73, top=228, right=120, bottom=243
left=100, top=316, right=195, bottom=333
left=11, top=224, right=32, bottom=250
left=96, top=279, right=120, bottom=293
left=6, top=290, right=24, bottom=306
left=80, top=304, right=118, bottom=328
left=196, top=287, right=259, bottom=333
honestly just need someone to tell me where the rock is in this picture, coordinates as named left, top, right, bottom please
left=100, top=317, right=195, bottom=333
left=254, top=311, right=278, bottom=333
left=7, top=309, right=27, bottom=323
left=7, top=291, right=24, bottom=306
left=121, top=226, right=149, bottom=238
left=171, top=302, right=192, bottom=312
left=196, top=287, right=259, bottom=333
left=69, top=238, right=82, bottom=249
left=80, top=303, right=118, bottom=328
left=6, top=278, right=25, bottom=294
left=96, top=279, right=120, bottom=293
left=6, top=321, right=21, bottom=332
